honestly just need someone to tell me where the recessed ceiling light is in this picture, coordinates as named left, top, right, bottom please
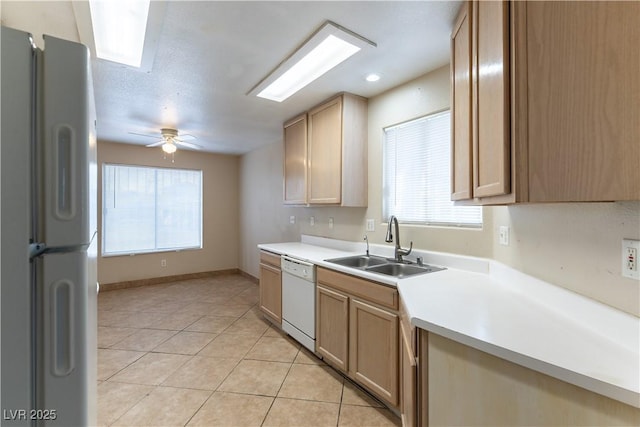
left=248, top=21, right=376, bottom=102
left=366, top=73, right=381, bottom=82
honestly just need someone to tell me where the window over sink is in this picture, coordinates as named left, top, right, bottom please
left=102, top=164, right=203, bottom=256
left=382, top=110, right=482, bottom=227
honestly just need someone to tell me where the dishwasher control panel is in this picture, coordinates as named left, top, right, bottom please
left=281, top=256, right=316, bottom=282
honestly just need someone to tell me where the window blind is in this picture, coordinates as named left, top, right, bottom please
left=382, top=110, right=482, bottom=227
left=102, top=164, right=203, bottom=255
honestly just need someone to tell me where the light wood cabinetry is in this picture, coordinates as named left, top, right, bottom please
left=282, top=93, right=368, bottom=206
left=316, top=284, right=349, bottom=371
left=451, top=0, right=511, bottom=203
left=259, top=250, right=281, bottom=325
left=283, top=114, right=307, bottom=204
left=451, top=1, right=640, bottom=204
left=399, top=299, right=418, bottom=427
left=423, top=330, right=640, bottom=426
left=349, top=298, right=399, bottom=405
left=450, top=1, right=473, bottom=201
left=472, top=0, right=510, bottom=199
left=316, top=267, right=399, bottom=407
left=521, top=1, right=640, bottom=201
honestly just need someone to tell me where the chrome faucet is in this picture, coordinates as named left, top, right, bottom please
left=363, top=235, right=370, bottom=256
left=385, top=215, right=412, bottom=262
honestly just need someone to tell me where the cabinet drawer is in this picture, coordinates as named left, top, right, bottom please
left=260, top=250, right=281, bottom=268
left=317, top=267, right=398, bottom=310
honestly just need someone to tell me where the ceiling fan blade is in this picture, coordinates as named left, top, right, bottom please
left=177, top=134, right=196, bottom=141
left=145, top=140, right=165, bottom=147
left=176, top=140, right=201, bottom=150
left=129, top=131, right=161, bottom=139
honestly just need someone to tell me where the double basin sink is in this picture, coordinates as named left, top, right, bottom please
left=326, top=254, right=445, bottom=279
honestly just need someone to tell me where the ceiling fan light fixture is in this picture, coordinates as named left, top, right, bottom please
left=248, top=21, right=376, bottom=102
left=162, top=142, right=177, bottom=154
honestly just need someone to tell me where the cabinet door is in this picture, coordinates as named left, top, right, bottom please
left=400, top=321, right=417, bottom=427
left=307, top=96, right=343, bottom=204
left=524, top=1, right=640, bottom=201
left=349, top=298, right=399, bottom=406
left=259, top=263, right=281, bottom=324
left=283, top=114, right=307, bottom=204
left=316, top=285, right=349, bottom=370
left=451, top=1, right=473, bottom=201
left=473, top=0, right=510, bottom=198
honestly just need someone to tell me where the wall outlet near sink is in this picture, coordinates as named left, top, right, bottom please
left=310, top=216, right=315, bottom=226
left=622, top=239, right=639, bottom=280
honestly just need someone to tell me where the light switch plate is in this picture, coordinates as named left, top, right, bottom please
left=499, top=226, right=510, bottom=246
left=366, top=219, right=375, bottom=232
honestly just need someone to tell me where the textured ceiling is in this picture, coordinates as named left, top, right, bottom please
left=1, top=1, right=461, bottom=154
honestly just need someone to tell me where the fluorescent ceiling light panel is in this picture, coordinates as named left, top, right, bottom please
left=249, top=21, right=376, bottom=102
left=89, top=0, right=150, bottom=67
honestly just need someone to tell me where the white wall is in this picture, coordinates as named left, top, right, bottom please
left=239, top=65, right=640, bottom=317
left=492, top=202, right=640, bottom=316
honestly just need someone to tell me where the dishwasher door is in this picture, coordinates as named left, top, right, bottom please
left=281, top=256, right=316, bottom=352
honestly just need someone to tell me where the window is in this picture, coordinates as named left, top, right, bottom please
left=102, top=164, right=202, bottom=255
left=382, top=110, right=482, bottom=227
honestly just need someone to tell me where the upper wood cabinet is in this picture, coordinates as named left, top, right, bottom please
left=450, top=1, right=473, bottom=201
left=451, top=1, right=640, bottom=204
left=452, top=1, right=511, bottom=203
left=283, top=114, right=307, bottom=205
left=522, top=1, right=640, bottom=201
left=283, top=93, right=368, bottom=206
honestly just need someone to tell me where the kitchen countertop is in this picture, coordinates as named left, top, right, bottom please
left=258, top=236, right=640, bottom=409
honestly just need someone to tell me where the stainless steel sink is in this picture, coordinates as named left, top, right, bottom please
left=365, top=262, right=445, bottom=278
left=326, top=255, right=388, bottom=269
left=325, top=254, right=445, bottom=278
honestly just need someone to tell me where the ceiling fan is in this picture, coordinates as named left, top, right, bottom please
left=130, top=128, right=201, bottom=153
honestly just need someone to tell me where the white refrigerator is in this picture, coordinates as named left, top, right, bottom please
left=1, top=26, right=98, bottom=426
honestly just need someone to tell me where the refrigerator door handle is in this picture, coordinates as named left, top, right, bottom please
left=50, top=279, right=75, bottom=376
left=53, top=124, right=76, bottom=220
left=29, top=242, right=90, bottom=260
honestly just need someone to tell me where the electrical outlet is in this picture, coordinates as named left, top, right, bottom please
left=161, top=259, right=167, bottom=267
left=289, top=215, right=296, bottom=224
left=366, top=219, right=375, bottom=232
left=329, top=217, right=334, bottom=229
left=310, top=216, right=315, bottom=226
left=499, top=226, right=510, bottom=246
left=622, top=239, right=640, bottom=279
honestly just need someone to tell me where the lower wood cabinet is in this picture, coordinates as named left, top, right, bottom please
left=400, top=301, right=418, bottom=427
left=259, top=250, right=281, bottom=324
left=316, top=267, right=399, bottom=407
left=350, top=298, right=399, bottom=405
left=316, top=285, right=349, bottom=370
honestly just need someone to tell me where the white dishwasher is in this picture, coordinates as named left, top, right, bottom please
left=281, top=255, right=316, bottom=352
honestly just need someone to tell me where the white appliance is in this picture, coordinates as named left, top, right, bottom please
left=1, top=27, right=98, bottom=426
left=281, top=256, right=316, bottom=352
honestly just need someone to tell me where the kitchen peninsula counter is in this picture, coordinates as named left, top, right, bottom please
left=258, top=236, right=640, bottom=409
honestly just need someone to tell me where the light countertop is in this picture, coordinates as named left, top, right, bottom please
left=258, top=236, right=640, bottom=408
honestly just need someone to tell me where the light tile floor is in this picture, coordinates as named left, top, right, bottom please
left=98, top=274, right=401, bottom=427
